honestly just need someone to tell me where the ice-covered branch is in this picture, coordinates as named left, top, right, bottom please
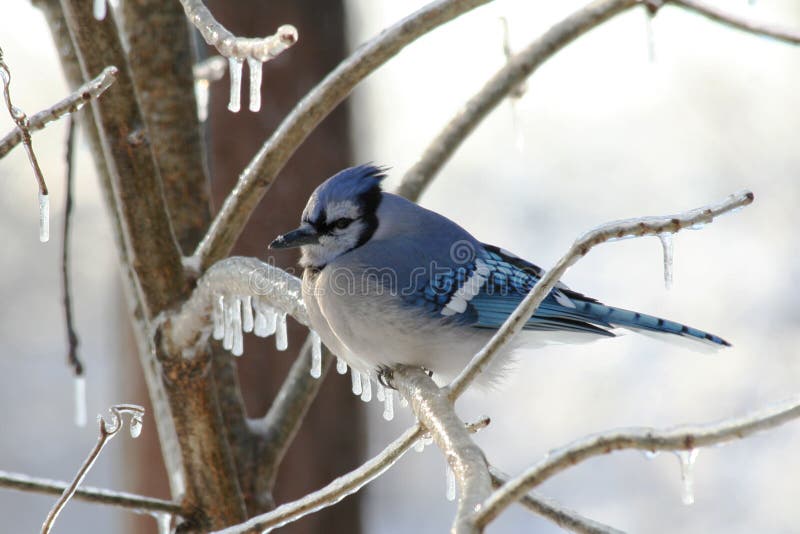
left=0, top=66, right=117, bottom=159
left=213, top=425, right=425, bottom=534
left=395, top=0, right=638, bottom=201
left=213, top=416, right=491, bottom=534
left=389, top=366, right=491, bottom=534
left=448, top=190, right=754, bottom=400
left=489, top=468, right=621, bottom=534
left=395, top=0, right=800, bottom=203
left=167, top=256, right=308, bottom=353
left=664, top=0, right=800, bottom=45
left=178, top=0, right=297, bottom=112
left=192, top=0, right=493, bottom=271
left=0, top=46, right=59, bottom=242
left=41, top=405, right=145, bottom=534
left=474, top=395, right=800, bottom=528
left=0, top=470, right=180, bottom=515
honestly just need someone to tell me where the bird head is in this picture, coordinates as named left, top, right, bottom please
left=270, top=164, right=386, bottom=269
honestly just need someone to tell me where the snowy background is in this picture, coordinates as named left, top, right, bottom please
left=1, top=1, right=799, bottom=533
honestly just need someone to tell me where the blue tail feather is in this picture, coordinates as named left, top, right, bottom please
left=573, top=300, right=731, bottom=347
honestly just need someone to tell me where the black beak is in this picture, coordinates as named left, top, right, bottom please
left=269, top=226, right=320, bottom=249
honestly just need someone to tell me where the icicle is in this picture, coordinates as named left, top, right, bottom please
left=231, top=297, right=244, bottom=356
left=351, top=368, right=362, bottom=396
left=643, top=449, right=660, bottom=460
left=242, top=295, right=254, bottom=333
left=676, top=449, right=699, bottom=505
left=246, top=57, right=263, bottom=112
left=445, top=464, right=456, bottom=501
left=38, top=192, right=49, bottom=243
left=222, top=298, right=234, bottom=350
left=74, top=376, right=87, bottom=428
left=658, top=233, right=674, bottom=290
left=212, top=295, right=225, bottom=340
left=376, top=382, right=385, bottom=402
left=129, top=413, right=143, bottom=438
left=382, top=389, right=394, bottom=421
left=400, top=395, right=409, bottom=408
left=253, top=303, right=267, bottom=337
left=195, top=80, right=210, bottom=122
left=336, top=357, right=348, bottom=375
left=254, top=302, right=277, bottom=338
left=93, top=0, right=107, bottom=20
left=644, top=9, right=656, bottom=63
left=227, top=57, right=243, bottom=112
left=310, top=331, right=322, bottom=378
left=414, top=439, right=425, bottom=452
left=360, top=373, right=372, bottom=402
left=275, top=312, right=288, bottom=351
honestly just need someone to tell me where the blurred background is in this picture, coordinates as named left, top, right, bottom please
left=1, top=0, right=798, bottom=532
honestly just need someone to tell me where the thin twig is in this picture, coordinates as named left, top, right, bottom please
left=62, top=117, right=82, bottom=376
left=0, top=66, right=117, bottom=159
left=179, top=0, right=297, bottom=61
left=41, top=405, right=145, bottom=534
left=191, top=0, right=494, bottom=270
left=395, top=0, right=639, bottom=202
left=448, top=189, right=754, bottom=400
left=0, top=47, right=48, bottom=197
left=390, top=366, right=491, bottom=534
left=475, top=395, right=800, bottom=527
left=665, top=0, right=800, bottom=45
left=489, top=468, right=622, bottom=534
left=0, top=470, right=180, bottom=515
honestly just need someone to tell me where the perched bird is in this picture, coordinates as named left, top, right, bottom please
left=270, top=165, right=729, bottom=384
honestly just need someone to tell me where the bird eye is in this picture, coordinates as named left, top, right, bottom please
left=333, top=218, right=353, bottom=230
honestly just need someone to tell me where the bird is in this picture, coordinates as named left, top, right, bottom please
left=269, top=164, right=729, bottom=385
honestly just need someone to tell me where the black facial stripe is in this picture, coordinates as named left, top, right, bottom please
left=354, top=186, right=382, bottom=248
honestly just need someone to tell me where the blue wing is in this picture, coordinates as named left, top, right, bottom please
left=411, top=243, right=730, bottom=346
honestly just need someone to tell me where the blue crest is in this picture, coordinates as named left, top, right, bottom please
left=304, top=164, right=387, bottom=223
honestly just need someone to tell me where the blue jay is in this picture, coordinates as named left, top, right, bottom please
left=270, top=165, right=729, bottom=384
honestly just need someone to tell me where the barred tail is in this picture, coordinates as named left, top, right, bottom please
left=577, top=301, right=731, bottom=347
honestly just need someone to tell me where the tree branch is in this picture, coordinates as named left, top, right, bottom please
left=489, top=468, right=622, bottom=534
left=665, top=0, right=800, bottom=45
left=250, top=338, right=333, bottom=492
left=475, top=395, right=800, bottom=528
left=165, top=256, right=308, bottom=352
left=121, top=0, right=212, bottom=253
left=59, top=0, right=187, bottom=318
left=389, top=366, right=491, bottom=534
left=396, top=0, right=638, bottom=201
left=212, top=425, right=425, bottom=534
left=448, top=189, right=754, bottom=400
left=0, top=66, right=117, bottom=159
left=41, top=405, right=145, bottom=534
left=179, top=0, right=298, bottom=62
left=395, top=0, right=800, bottom=203
left=212, top=416, right=492, bottom=534
left=191, top=0, right=494, bottom=271
left=0, top=470, right=180, bottom=515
